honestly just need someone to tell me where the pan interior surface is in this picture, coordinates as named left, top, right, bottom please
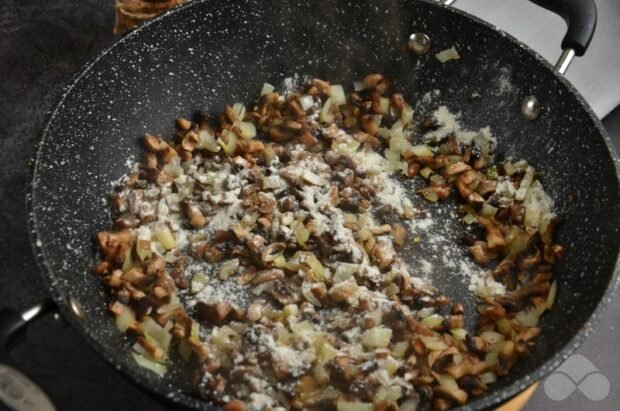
left=29, top=0, right=620, bottom=409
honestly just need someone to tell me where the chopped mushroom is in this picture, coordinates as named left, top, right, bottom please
left=195, top=301, right=233, bottom=325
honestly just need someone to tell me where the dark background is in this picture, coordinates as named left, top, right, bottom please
left=0, top=1, right=618, bottom=410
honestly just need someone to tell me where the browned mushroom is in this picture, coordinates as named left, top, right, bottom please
left=195, top=301, right=233, bottom=325
left=469, top=241, right=498, bottom=265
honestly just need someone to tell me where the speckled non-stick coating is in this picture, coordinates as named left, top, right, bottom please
left=27, top=0, right=620, bottom=409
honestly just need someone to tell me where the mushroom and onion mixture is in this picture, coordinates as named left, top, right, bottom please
left=94, top=74, right=563, bottom=411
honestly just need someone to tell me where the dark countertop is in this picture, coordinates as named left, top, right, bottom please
left=0, top=1, right=618, bottom=410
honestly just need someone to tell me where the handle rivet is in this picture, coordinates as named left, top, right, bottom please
left=68, top=296, right=86, bottom=322
left=408, top=33, right=431, bottom=55
left=522, top=95, right=541, bottom=121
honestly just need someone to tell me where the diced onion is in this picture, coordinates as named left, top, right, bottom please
left=302, top=283, right=322, bottom=307
left=135, top=238, right=151, bottom=262
left=154, top=225, right=176, bottom=250
left=546, top=281, right=557, bottom=309
left=217, top=132, right=237, bottom=156
left=392, top=341, right=409, bottom=359
left=238, top=121, right=256, bottom=139
left=378, top=97, right=390, bottom=114
left=189, top=321, right=200, bottom=345
left=337, top=401, right=374, bottom=411
left=421, top=314, right=444, bottom=329
left=419, top=335, right=448, bottom=351
left=361, top=326, right=392, bottom=349
left=451, top=328, right=468, bottom=341
left=333, top=263, right=359, bottom=283
left=435, top=46, right=461, bottom=63
left=419, top=187, right=439, bottom=203
left=219, top=258, right=240, bottom=280
left=299, top=95, right=314, bottom=110
left=259, top=145, right=275, bottom=165
left=232, top=103, right=246, bottom=120
left=480, top=371, right=497, bottom=385
left=377, top=127, right=391, bottom=139
left=353, top=81, right=366, bottom=92
left=329, top=84, right=347, bottom=106
left=515, top=307, right=542, bottom=327
left=420, top=167, right=433, bottom=179
left=305, top=254, right=329, bottom=281
left=376, top=384, right=402, bottom=401
left=400, top=106, right=414, bottom=125
left=178, top=339, right=192, bottom=362
left=122, top=247, right=134, bottom=271
left=292, top=220, right=310, bottom=246
left=139, top=317, right=172, bottom=352
left=320, top=343, right=339, bottom=362
left=302, top=170, right=327, bottom=186
left=389, top=137, right=411, bottom=153
left=515, top=166, right=535, bottom=201
left=263, top=175, right=287, bottom=190
left=481, top=331, right=505, bottom=344
left=508, top=231, right=531, bottom=256
left=197, top=129, right=220, bottom=152
left=384, top=149, right=401, bottom=164
left=462, top=213, right=477, bottom=225
left=115, top=306, right=135, bottom=332
left=191, top=273, right=208, bottom=294
left=260, top=83, right=275, bottom=96
left=132, top=352, right=167, bottom=377
left=480, top=204, right=498, bottom=217
left=410, top=144, right=434, bottom=157
left=399, top=398, right=420, bottom=411
left=319, top=98, right=335, bottom=124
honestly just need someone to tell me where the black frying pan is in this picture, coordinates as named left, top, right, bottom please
left=1, top=0, right=618, bottom=410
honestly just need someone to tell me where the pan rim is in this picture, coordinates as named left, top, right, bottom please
left=25, top=0, right=620, bottom=410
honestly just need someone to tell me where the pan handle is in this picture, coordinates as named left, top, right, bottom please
left=529, top=0, right=597, bottom=57
left=442, top=0, right=597, bottom=75
left=529, top=0, right=597, bottom=74
left=0, top=301, right=57, bottom=411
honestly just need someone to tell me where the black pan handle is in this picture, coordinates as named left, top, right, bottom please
left=0, top=301, right=57, bottom=411
left=442, top=0, right=597, bottom=74
left=528, top=0, right=597, bottom=74
left=529, top=0, right=597, bottom=57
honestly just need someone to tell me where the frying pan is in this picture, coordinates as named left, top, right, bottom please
left=1, top=0, right=618, bottom=410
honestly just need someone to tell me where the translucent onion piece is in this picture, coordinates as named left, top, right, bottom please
left=115, top=306, right=135, bottom=332
left=546, top=281, right=558, bottom=309
left=197, top=129, right=220, bottom=152
left=260, top=83, right=275, bottom=96
left=238, top=121, right=256, bottom=139
left=132, top=352, right=167, bottom=377
left=319, top=98, right=335, bottom=124
left=337, top=401, right=374, bottom=411
left=361, top=326, right=392, bottom=349
left=329, top=84, right=347, bottom=106
left=219, top=258, right=240, bottom=280
left=435, top=46, right=461, bottom=63
left=191, top=274, right=208, bottom=295
left=400, top=106, right=414, bottom=125
left=154, top=225, right=176, bottom=250
left=299, top=95, right=315, bottom=110
left=410, top=144, right=434, bottom=157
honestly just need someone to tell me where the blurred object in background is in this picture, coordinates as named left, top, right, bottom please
left=114, top=0, right=189, bottom=33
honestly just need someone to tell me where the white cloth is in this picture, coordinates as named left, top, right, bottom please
left=453, top=0, right=620, bottom=118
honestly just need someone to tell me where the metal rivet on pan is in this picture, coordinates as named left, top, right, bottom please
left=408, top=33, right=431, bottom=55
left=68, top=296, right=86, bottom=322
left=522, top=95, right=541, bottom=120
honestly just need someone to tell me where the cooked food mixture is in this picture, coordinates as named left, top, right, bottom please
left=94, top=74, right=563, bottom=411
